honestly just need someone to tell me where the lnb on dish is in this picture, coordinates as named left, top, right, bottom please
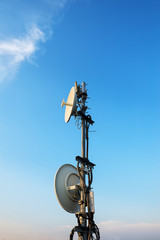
left=61, top=99, right=73, bottom=108
left=61, top=86, right=77, bottom=123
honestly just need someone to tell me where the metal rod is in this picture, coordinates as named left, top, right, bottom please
left=79, top=82, right=87, bottom=240
left=86, top=124, right=89, bottom=159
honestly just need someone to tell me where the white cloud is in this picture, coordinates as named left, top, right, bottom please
left=0, top=25, right=45, bottom=83
left=0, top=0, right=69, bottom=83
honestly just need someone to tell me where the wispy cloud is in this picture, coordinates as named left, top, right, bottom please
left=0, top=25, right=45, bottom=82
left=0, top=0, right=68, bottom=83
left=0, top=26, right=45, bottom=61
left=1, top=220, right=160, bottom=240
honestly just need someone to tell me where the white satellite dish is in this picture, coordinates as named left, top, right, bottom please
left=61, top=86, right=77, bottom=123
left=54, top=164, right=80, bottom=213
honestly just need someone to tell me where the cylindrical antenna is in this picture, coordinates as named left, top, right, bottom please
left=75, top=81, right=78, bottom=92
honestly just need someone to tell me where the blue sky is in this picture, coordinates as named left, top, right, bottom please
left=0, top=0, right=160, bottom=239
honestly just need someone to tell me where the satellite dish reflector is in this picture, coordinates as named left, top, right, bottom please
left=61, top=86, right=77, bottom=123
left=54, top=164, right=80, bottom=213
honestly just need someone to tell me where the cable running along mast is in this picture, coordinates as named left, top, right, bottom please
left=54, top=82, right=100, bottom=240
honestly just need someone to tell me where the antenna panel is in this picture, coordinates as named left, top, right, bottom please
left=54, top=164, right=80, bottom=213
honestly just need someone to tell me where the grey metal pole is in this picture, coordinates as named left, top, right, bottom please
left=79, top=82, right=87, bottom=240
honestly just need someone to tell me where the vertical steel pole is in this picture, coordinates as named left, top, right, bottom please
left=79, top=82, right=87, bottom=240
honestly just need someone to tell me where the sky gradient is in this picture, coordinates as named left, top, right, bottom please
left=0, top=0, right=160, bottom=239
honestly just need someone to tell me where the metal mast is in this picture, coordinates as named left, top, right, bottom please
left=79, top=82, right=87, bottom=240
left=56, top=81, right=100, bottom=240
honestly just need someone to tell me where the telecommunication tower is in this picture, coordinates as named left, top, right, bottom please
left=54, top=82, right=100, bottom=239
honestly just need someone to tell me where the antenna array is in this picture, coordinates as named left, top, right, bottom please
left=54, top=82, right=100, bottom=240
